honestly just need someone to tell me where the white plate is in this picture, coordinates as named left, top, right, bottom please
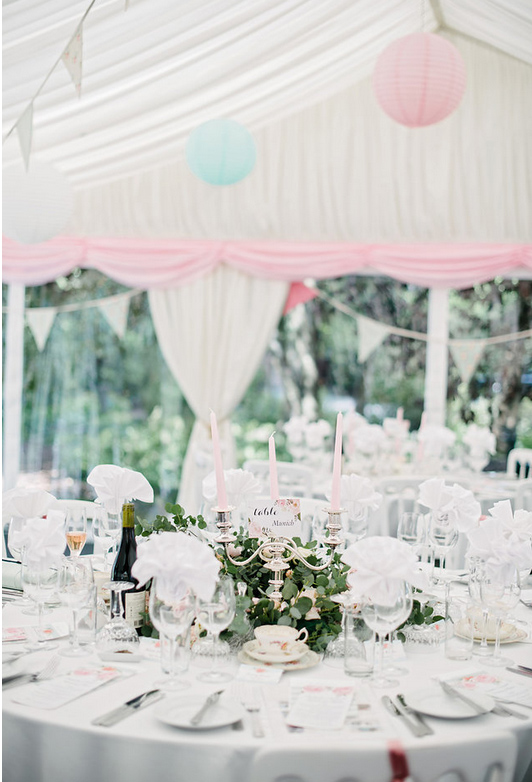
left=98, top=651, right=143, bottom=663
left=155, top=695, right=244, bottom=730
left=243, top=640, right=308, bottom=663
left=404, top=686, right=495, bottom=719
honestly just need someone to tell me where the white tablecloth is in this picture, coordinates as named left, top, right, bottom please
left=3, top=598, right=532, bottom=782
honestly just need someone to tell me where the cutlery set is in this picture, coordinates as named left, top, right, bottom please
left=2, top=654, right=60, bottom=690
left=382, top=695, right=434, bottom=737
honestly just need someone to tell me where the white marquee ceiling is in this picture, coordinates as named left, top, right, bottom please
left=3, top=0, right=532, bottom=243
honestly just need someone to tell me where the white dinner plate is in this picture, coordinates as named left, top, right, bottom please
left=155, top=695, right=244, bottom=730
left=403, top=686, right=495, bottom=719
left=243, top=639, right=308, bottom=663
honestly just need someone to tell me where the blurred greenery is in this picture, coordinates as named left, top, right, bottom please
left=2, top=270, right=531, bottom=506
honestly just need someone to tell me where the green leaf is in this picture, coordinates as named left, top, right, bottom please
left=294, top=596, right=313, bottom=615
left=289, top=607, right=302, bottom=620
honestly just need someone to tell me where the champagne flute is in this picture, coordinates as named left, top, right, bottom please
left=428, top=511, right=458, bottom=584
left=58, top=557, right=94, bottom=657
left=65, top=509, right=87, bottom=558
left=480, top=565, right=521, bottom=667
left=196, top=577, right=236, bottom=683
left=21, top=555, right=60, bottom=651
left=361, top=580, right=413, bottom=688
left=149, top=580, right=195, bottom=690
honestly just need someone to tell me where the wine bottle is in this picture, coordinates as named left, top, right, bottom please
left=111, top=502, right=146, bottom=632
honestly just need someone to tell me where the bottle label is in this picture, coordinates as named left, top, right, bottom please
left=124, top=590, right=145, bottom=629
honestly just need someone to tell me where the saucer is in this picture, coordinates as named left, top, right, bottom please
left=243, top=640, right=307, bottom=664
left=455, top=619, right=528, bottom=644
left=238, top=645, right=321, bottom=671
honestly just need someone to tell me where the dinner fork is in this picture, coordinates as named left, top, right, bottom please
left=238, top=685, right=265, bottom=738
left=3, top=654, right=61, bottom=689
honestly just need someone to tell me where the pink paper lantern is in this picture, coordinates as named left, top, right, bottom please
left=373, top=33, right=466, bottom=127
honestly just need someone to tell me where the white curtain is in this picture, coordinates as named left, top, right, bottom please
left=149, top=265, right=288, bottom=513
left=2, top=285, right=25, bottom=491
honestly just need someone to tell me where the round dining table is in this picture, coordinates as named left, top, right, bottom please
left=3, top=589, right=532, bottom=782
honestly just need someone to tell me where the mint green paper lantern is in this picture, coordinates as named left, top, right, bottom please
left=185, top=119, right=256, bottom=185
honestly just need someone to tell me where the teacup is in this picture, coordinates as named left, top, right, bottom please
left=254, top=625, right=308, bottom=653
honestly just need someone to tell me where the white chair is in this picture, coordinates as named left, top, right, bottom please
left=515, top=478, right=532, bottom=511
left=372, top=476, right=426, bottom=537
left=506, top=448, right=532, bottom=480
left=407, top=731, right=518, bottom=782
left=248, top=744, right=393, bottom=782
left=249, top=732, right=518, bottom=782
left=243, top=460, right=314, bottom=498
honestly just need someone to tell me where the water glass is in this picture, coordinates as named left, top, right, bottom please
left=480, top=565, right=521, bottom=667
left=445, top=598, right=474, bottom=660
left=150, top=582, right=195, bottom=690
left=344, top=607, right=374, bottom=677
left=196, top=576, right=236, bottom=683
left=361, top=581, right=413, bottom=688
left=397, top=512, right=424, bottom=551
left=58, top=557, right=94, bottom=657
left=21, top=557, right=60, bottom=651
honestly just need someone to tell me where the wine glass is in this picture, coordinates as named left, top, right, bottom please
left=397, top=512, right=424, bottom=552
left=196, top=576, right=236, bottom=683
left=428, top=511, right=458, bottom=583
left=91, top=508, right=114, bottom=569
left=149, top=580, right=195, bottom=690
left=96, top=581, right=140, bottom=654
left=7, top=518, right=38, bottom=613
left=344, top=503, right=369, bottom=546
left=100, top=511, right=121, bottom=562
left=20, top=555, right=60, bottom=651
left=65, top=509, right=87, bottom=558
left=361, top=580, right=413, bottom=688
left=480, top=565, right=521, bottom=667
left=58, top=557, right=94, bottom=657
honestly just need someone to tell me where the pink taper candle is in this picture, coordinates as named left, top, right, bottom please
left=397, top=407, right=404, bottom=421
left=269, top=432, right=279, bottom=501
left=210, top=410, right=228, bottom=509
left=330, top=412, right=343, bottom=512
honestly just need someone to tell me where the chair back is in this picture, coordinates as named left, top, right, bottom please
left=243, top=460, right=314, bottom=498
left=506, top=448, right=532, bottom=479
left=249, top=731, right=518, bottom=782
left=248, top=745, right=392, bottom=782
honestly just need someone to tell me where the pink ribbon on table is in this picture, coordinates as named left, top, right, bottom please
left=387, top=740, right=410, bottom=782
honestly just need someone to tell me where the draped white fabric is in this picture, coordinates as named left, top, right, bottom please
left=59, top=34, right=532, bottom=243
left=3, top=1, right=532, bottom=243
left=148, top=266, right=288, bottom=513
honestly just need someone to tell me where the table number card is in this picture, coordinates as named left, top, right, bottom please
left=248, top=499, right=301, bottom=539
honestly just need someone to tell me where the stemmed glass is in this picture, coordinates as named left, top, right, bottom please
left=58, top=557, right=94, bottom=657
left=196, top=576, right=236, bottom=683
left=149, top=579, right=196, bottom=690
left=428, top=511, right=458, bottom=583
left=361, top=580, right=413, bottom=688
left=65, top=510, right=87, bottom=558
left=344, top=504, right=369, bottom=546
left=96, top=582, right=140, bottom=654
left=92, top=508, right=115, bottom=569
left=100, top=511, right=121, bottom=563
left=7, top=517, right=40, bottom=613
left=480, top=565, right=521, bottom=667
left=21, top=555, right=60, bottom=651
left=397, top=512, right=424, bottom=553
left=467, top=556, right=492, bottom=659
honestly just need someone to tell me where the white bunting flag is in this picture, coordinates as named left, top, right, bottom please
left=449, top=340, right=487, bottom=385
left=17, top=104, right=33, bottom=170
left=357, top=315, right=390, bottom=363
left=26, top=308, right=57, bottom=352
left=99, top=297, right=130, bottom=339
left=62, top=28, right=83, bottom=96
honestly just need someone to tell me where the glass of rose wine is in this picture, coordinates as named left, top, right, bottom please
left=65, top=509, right=87, bottom=557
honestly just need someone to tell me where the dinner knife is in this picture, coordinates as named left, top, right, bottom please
left=506, top=667, right=532, bottom=679
left=396, top=693, right=434, bottom=735
left=381, top=696, right=431, bottom=738
left=189, top=690, right=224, bottom=726
left=438, top=680, right=487, bottom=715
left=92, top=689, right=164, bottom=727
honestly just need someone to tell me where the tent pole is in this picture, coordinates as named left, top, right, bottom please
left=3, top=284, right=25, bottom=490
left=424, top=287, right=449, bottom=427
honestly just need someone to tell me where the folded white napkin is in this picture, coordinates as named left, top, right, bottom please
left=305, top=419, right=331, bottom=449
left=352, top=424, right=387, bottom=455
left=418, top=478, right=481, bottom=532
left=417, top=425, right=456, bottom=456
left=467, top=517, right=532, bottom=577
left=132, top=531, right=220, bottom=602
left=3, top=488, right=56, bottom=520
left=16, top=510, right=66, bottom=569
left=283, top=415, right=309, bottom=445
left=87, top=464, right=154, bottom=515
left=341, top=536, right=428, bottom=605
left=463, top=424, right=496, bottom=455
left=325, top=474, right=382, bottom=512
left=488, top=499, right=532, bottom=542
left=202, top=468, right=262, bottom=507
left=383, top=418, right=410, bottom=439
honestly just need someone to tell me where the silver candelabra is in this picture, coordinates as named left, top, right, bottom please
left=214, top=507, right=345, bottom=606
